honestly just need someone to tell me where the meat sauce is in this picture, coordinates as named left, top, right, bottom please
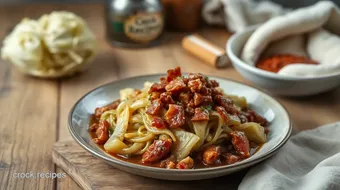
left=89, top=118, right=262, bottom=169
left=89, top=67, right=268, bottom=169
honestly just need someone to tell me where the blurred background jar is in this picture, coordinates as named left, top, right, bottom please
left=162, top=0, right=202, bottom=32
left=105, top=0, right=165, bottom=48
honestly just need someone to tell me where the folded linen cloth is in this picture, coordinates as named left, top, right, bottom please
left=202, top=0, right=288, bottom=32
left=239, top=122, right=340, bottom=190
left=203, top=0, right=340, bottom=77
left=278, top=28, right=340, bottom=76
left=241, top=1, right=340, bottom=77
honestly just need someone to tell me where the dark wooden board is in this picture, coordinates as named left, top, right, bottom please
left=52, top=140, right=247, bottom=190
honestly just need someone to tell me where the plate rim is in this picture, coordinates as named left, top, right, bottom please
left=68, top=73, right=293, bottom=174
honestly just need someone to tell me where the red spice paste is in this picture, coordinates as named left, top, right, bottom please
left=256, top=54, right=318, bottom=73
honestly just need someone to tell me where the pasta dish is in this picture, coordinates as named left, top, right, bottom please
left=89, top=67, right=269, bottom=169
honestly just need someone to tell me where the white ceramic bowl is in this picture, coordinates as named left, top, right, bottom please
left=69, top=74, right=292, bottom=181
left=227, top=26, right=340, bottom=96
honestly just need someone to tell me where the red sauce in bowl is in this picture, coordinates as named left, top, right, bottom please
left=256, top=54, right=318, bottom=73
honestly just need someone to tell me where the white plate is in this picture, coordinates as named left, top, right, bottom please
left=68, top=74, right=292, bottom=180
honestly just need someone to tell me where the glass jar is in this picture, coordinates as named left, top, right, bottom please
left=105, top=0, right=165, bottom=48
left=162, top=0, right=202, bottom=31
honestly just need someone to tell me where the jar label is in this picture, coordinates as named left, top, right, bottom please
left=124, top=12, right=164, bottom=43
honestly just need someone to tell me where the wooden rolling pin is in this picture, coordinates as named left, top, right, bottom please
left=182, top=34, right=230, bottom=68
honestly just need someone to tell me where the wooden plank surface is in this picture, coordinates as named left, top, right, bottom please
left=56, top=4, right=114, bottom=190
left=0, top=2, right=339, bottom=190
left=0, top=5, right=59, bottom=190
left=52, top=140, right=247, bottom=190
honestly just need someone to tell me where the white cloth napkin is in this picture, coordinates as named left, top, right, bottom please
left=239, top=122, right=340, bottom=190
left=203, top=0, right=340, bottom=77
left=241, top=1, right=340, bottom=77
left=202, top=0, right=288, bottom=32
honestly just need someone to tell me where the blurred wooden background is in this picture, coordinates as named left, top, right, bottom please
left=1, top=0, right=340, bottom=8
left=0, top=2, right=339, bottom=190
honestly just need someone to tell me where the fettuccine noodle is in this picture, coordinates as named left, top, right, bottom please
left=90, top=67, right=269, bottom=169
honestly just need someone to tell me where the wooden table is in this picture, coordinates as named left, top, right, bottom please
left=0, top=3, right=339, bottom=190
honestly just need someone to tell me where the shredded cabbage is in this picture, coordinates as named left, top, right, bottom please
left=171, top=129, right=200, bottom=161
left=1, top=11, right=96, bottom=78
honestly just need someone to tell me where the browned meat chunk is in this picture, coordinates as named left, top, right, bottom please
left=214, top=95, right=239, bottom=115
left=142, top=139, right=172, bottom=163
left=188, top=73, right=205, bottom=83
left=149, top=83, right=166, bottom=93
left=193, top=93, right=212, bottom=106
left=203, top=145, right=221, bottom=165
left=240, top=110, right=268, bottom=127
left=187, top=99, right=195, bottom=108
left=160, top=92, right=175, bottom=105
left=94, top=101, right=120, bottom=118
left=183, top=77, right=189, bottom=85
left=188, top=79, right=204, bottom=93
left=200, top=87, right=212, bottom=96
left=178, top=92, right=192, bottom=105
left=146, top=99, right=162, bottom=116
left=165, top=78, right=186, bottom=93
left=215, top=106, right=230, bottom=123
left=166, top=66, right=182, bottom=83
left=224, top=153, right=241, bottom=164
left=164, top=104, right=185, bottom=128
left=89, top=123, right=99, bottom=132
left=230, top=131, right=250, bottom=158
left=150, top=91, right=161, bottom=101
left=185, top=106, right=195, bottom=116
left=211, top=88, right=223, bottom=96
left=191, top=108, right=209, bottom=121
left=151, top=117, right=167, bottom=129
left=176, top=156, right=194, bottom=169
left=166, top=161, right=176, bottom=169
left=160, top=156, right=176, bottom=169
left=93, top=120, right=110, bottom=144
left=210, top=80, right=219, bottom=87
